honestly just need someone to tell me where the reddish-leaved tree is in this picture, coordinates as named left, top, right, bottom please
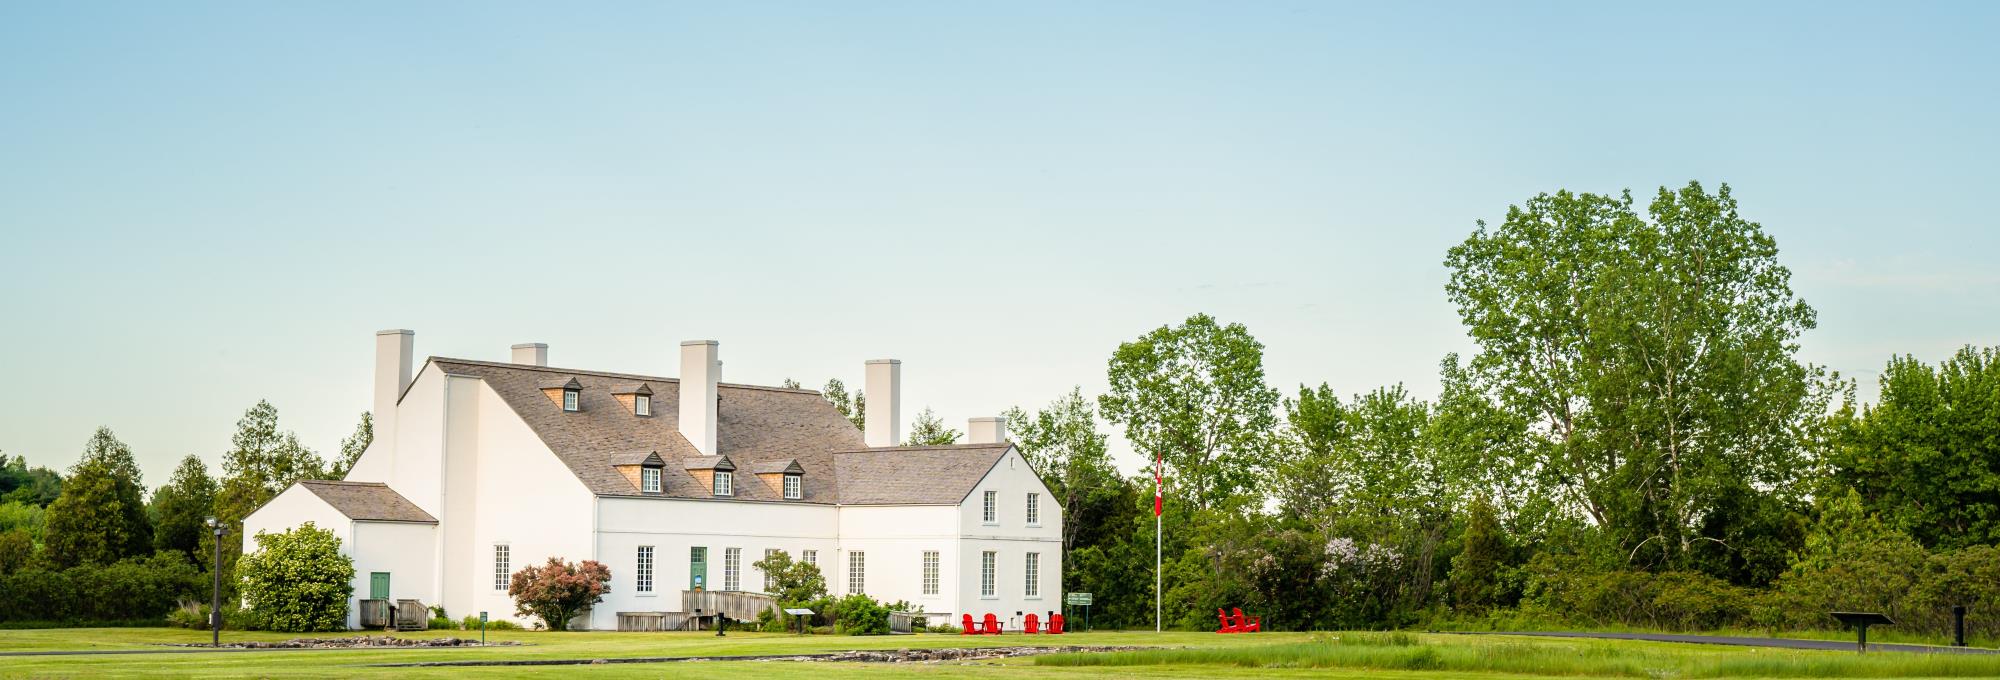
left=507, top=557, right=611, bottom=630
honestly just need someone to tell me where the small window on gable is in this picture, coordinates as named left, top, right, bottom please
left=783, top=474, right=801, bottom=499
left=641, top=467, right=662, bottom=493
left=543, top=377, right=584, bottom=411
left=713, top=470, right=734, bottom=496
left=635, top=394, right=651, bottom=416
left=563, top=389, right=579, bottom=411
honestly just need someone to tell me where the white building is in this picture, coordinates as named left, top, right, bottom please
left=241, top=331, right=1062, bottom=631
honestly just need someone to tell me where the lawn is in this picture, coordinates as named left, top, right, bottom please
left=0, top=628, right=1991, bottom=679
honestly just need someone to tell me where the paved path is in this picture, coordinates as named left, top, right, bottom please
left=1468, top=631, right=1998, bottom=655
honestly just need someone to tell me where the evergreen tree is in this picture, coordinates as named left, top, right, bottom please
left=1449, top=496, right=1507, bottom=613
left=0, top=453, right=64, bottom=506
left=151, top=454, right=218, bottom=562
left=40, top=457, right=130, bottom=569
left=904, top=407, right=960, bottom=445
left=326, top=412, right=373, bottom=479
left=211, top=401, right=325, bottom=579
left=822, top=379, right=866, bottom=432
left=64, top=428, right=151, bottom=560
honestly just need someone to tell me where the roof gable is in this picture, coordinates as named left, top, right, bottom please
left=832, top=443, right=1014, bottom=505
left=297, top=480, right=437, bottom=523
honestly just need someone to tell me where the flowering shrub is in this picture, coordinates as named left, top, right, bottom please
left=236, top=522, right=354, bottom=632
left=507, top=557, right=610, bottom=631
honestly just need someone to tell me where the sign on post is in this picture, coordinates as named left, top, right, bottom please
left=478, top=611, right=488, bottom=646
left=1065, top=592, right=1092, bottom=606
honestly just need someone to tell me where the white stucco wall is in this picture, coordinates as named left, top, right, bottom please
left=240, top=485, right=441, bottom=629
left=457, top=379, right=596, bottom=627
left=836, top=505, right=962, bottom=618
left=592, top=497, right=839, bottom=628
left=388, top=367, right=447, bottom=517
left=956, top=448, right=1064, bottom=631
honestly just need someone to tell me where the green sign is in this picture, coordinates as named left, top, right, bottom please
left=1065, top=592, right=1092, bottom=606
left=480, top=611, right=488, bottom=623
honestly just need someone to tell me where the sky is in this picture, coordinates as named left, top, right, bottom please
left=2, top=2, right=1996, bottom=485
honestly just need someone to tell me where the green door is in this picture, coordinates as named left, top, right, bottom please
left=370, top=572, right=390, bottom=600
left=690, top=547, right=707, bottom=591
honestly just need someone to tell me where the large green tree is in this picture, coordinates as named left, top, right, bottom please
left=903, top=407, right=961, bottom=446
left=41, top=428, right=152, bottom=567
left=1834, top=346, right=2000, bottom=549
left=211, top=401, right=325, bottom=577
left=1101, top=314, right=1280, bottom=508
left=325, top=412, right=373, bottom=480
left=151, top=454, right=218, bottom=562
left=1003, top=387, right=1134, bottom=599
left=821, top=379, right=866, bottom=432
left=1443, top=182, right=1833, bottom=576
left=0, top=453, right=63, bottom=507
left=238, top=521, right=355, bottom=632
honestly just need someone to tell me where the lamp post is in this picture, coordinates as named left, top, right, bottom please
left=205, top=517, right=226, bottom=647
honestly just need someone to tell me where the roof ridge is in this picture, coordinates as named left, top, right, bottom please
left=429, top=357, right=824, bottom=395
left=835, top=443, right=1013, bottom=454
left=300, top=479, right=388, bottom=487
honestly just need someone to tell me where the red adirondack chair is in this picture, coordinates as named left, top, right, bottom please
left=1024, top=613, right=1040, bottom=634
left=1049, top=613, right=1065, bottom=634
left=961, top=614, right=978, bottom=635
left=1247, top=615, right=1262, bottom=632
left=1216, top=608, right=1238, bottom=633
left=1231, top=608, right=1253, bottom=633
left=981, top=613, right=1001, bottom=635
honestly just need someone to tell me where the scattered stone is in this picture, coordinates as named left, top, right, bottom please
left=165, top=635, right=522, bottom=649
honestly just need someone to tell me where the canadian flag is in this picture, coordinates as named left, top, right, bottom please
left=1153, top=454, right=1164, bottom=517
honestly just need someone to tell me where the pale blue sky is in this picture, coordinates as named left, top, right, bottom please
left=3, top=2, right=1996, bottom=484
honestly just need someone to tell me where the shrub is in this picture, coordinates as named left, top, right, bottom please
left=236, top=522, right=354, bottom=632
left=927, top=622, right=960, bottom=635
left=831, top=593, right=890, bottom=635
left=507, top=557, right=610, bottom=631
left=0, top=529, right=32, bottom=574
left=485, top=618, right=522, bottom=630
left=427, top=616, right=453, bottom=630
left=0, top=552, right=202, bottom=625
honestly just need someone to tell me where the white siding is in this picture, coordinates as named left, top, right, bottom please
left=956, top=448, right=1064, bottom=631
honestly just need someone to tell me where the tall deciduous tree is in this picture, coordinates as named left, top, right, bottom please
left=1004, top=387, right=1131, bottom=593
left=1444, top=182, right=1835, bottom=574
left=904, top=408, right=960, bottom=446
left=1101, top=314, right=1280, bottom=508
left=211, top=401, right=325, bottom=578
left=40, top=458, right=130, bottom=569
left=821, top=379, right=866, bottom=432
left=326, top=412, right=373, bottom=479
left=0, top=453, right=64, bottom=507
left=151, top=454, right=217, bottom=562
left=1834, top=346, right=2000, bottom=549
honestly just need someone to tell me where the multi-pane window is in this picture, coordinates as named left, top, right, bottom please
left=983, top=490, right=998, bottom=523
left=636, top=394, right=651, bottom=416
left=1026, top=493, right=1040, bottom=525
left=1025, top=552, right=1040, bottom=597
left=763, top=549, right=778, bottom=592
left=848, top=551, right=866, bottom=594
left=713, top=471, right=734, bottom=496
left=803, top=550, right=817, bottom=566
left=980, top=551, right=996, bottom=597
left=562, top=389, right=579, bottom=411
left=636, top=546, right=654, bottom=593
left=922, top=551, right=940, bottom=595
left=641, top=468, right=661, bottom=493
left=494, top=544, right=512, bottom=590
left=783, top=475, right=801, bottom=499
left=724, top=547, right=741, bottom=591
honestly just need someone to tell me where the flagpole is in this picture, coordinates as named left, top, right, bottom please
left=1154, top=454, right=1162, bottom=634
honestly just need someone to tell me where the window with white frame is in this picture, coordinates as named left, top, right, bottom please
left=763, top=549, right=778, bottom=592
left=713, top=471, right=733, bottom=496
left=635, top=394, right=651, bottom=416
left=848, top=551, right=866, bottom=594
left=724, top=547, right=741, bottom=591
left=1025, top=552, right=1040, bottom=597
left=783, top=474, right=801, bottom=499
left=922, top=551, right=939, bottom=596
left=803, top=550, right=817, bottom=566
left=980, top=551, right=996, bottom=597
left=636, top=546, right=654, bottom=593
left=1026, top=492, right=1040, bottom=525
left=562, top=389, right=579, bottom=411
left=493, top=544, right=511, bottom=590
left=641, top=467, right=661, bottom=493
left=983, top=490, right=997, bottom=524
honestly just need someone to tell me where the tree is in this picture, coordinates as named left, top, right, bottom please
left=1449, top=496, right=1507, bottom=613
left=779, top=378, right=802, bottom=389
left=0, top=502, right=44, bottom=541
left=1834, top=346, right=2000, bottom=549
left=0, top=529, right=32, bottom=575
left=751, top=550, right=827, bottom=605
left=508, top=557, right=611, bottom=631
left=1005, top=387, right=1122, bottom=555
left=151, top=455, right=217, bottom=562
left=904, top=408, right=960, bottom=446
left=822, top=379, right=866, bottom=432
left=1443, top=182, right=1833, bottom=575
left=1101, top=314, right=1281, bottom=508
left=237, top=521, right=355, bottom=632
left=76, top=428, right=152, bottom=558
left=41, top=458, right=133, bottom=569
left=325, top=412, right=373, bottom=480
left=0, top=453, right=63, bottom=507
left=212, top=401, right=325, bottom=578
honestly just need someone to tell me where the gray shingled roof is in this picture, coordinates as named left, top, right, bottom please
left=832, top=443, right=1013, bottom=505
left=297, top=480, right=438, bottom=523
left=428, top=358, right=869, bottom=503
left=751, top=459, right=805, bottom=475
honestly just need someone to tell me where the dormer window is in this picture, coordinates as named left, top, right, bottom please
left=611, top=383, right=655, bottom=417
left=783, top=474, right=801, bottom=499
left=751, top=459, right=806, bottom=500
left=541, top=377, right=585, bottom=412
left=713, top=471, right=734, bottom=496
left=641, top=467, right=661, bottom=493
left=614, top=450, right=667, bottom=495
left=683, top=455, right=736, bottom=498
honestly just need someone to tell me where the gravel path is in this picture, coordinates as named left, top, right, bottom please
left=1470, top=631, right=1998, bottom=655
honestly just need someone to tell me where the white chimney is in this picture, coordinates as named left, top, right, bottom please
left=371, top=329, right=414, bottom=471
left=511, top=343, right=548, bottom=366
left=679, top=340, right=720, bottom=455
left=968, top=416, right=1007, bottom=444
left=864, top=359, right=901, bottom=447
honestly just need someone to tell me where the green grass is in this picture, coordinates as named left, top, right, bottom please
left=1036, top=632, right=2000, bottom=678
left=1, top=628, right=1992, bottom=679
